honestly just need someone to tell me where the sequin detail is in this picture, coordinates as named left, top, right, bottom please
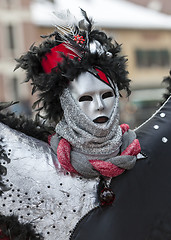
left=162, top=137, right=168, bottom=143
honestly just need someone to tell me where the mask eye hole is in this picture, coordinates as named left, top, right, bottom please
left=79, top=95, right=93, bottom=102
left=102, top=91, right=114, bottom=99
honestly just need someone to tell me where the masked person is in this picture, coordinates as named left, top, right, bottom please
left=0, top=10, right=171, bottom=240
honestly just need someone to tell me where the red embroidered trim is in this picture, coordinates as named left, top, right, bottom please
left=57, top=124, right=141, bottom=177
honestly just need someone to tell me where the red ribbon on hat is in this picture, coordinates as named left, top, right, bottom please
left=41, top=43, right=80, bottom=74
left=41, top=43, right=110, bottom=86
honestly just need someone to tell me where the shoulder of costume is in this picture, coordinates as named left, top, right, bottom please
left=0, top=122, right=99, bottom=239
left=0, top=121, right=56, bottom=238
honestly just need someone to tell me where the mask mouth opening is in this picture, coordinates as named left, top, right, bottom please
left=93, top=116, right=109, bottom=124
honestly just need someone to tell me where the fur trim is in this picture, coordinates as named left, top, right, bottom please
left=0, top=214, right=43, bottom=240
left=15, top=11, right=131, bottom=123
left=0, top=102, right=55, bottom=143
left=162, top=70, right=171, bottom=103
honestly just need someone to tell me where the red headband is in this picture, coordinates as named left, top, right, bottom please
left=41, top=43, right=110, bottom=86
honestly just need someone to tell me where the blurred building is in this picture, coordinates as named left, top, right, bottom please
left=0, top=0, right=171, bottom=127
left=0, top=0, right=36, bottom=115
left=126, top=0, right=171, bottom=15
left=108, top=25, right=171, bottom=127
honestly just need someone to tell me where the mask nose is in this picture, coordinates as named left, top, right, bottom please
left=96, top=96, right=104, bottom=111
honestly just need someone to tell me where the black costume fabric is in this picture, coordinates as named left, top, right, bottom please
left=70, top=96, right=171, bottom=240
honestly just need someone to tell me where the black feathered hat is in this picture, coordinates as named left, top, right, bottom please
left=15, top=9, right=131, bottom=123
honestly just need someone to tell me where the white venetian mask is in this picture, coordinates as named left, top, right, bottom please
left=69, top=71, right=116, bottom=124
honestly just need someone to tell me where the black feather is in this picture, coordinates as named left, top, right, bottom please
left=0, top=214, right=43, bottom=239
left=80, top=8, right=93, bottom=32
left=0, top=103, right=55, bottom=143
left=162, top=70, right=171, bottom=103
left=0, top=102, right=18, bottom=111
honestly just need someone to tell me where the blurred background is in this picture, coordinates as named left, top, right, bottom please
left=0, top=0, right=171, bottom=128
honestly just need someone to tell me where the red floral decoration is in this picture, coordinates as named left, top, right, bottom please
left=73, top=35, right=85, bottom=44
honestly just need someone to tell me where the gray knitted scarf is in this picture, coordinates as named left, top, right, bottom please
left=51, top=127, right=137, bottom=178
left=55, top=88, right=122, bottom=155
